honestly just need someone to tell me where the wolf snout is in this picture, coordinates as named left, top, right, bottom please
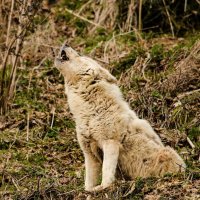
left=58, top=42, right=70, bottom=61
left=64, top=43, right=70, bottom=47
left=60, top=42, right=70, bottom=54
left=61, top=43, right=70, bottom=50
left=61, top=50, right=69, bottom=61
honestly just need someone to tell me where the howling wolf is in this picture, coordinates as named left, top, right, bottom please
left=54, top=44, right=186, bottom=192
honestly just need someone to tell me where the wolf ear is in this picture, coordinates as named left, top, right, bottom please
left=98, top=68, right=117, bottom=83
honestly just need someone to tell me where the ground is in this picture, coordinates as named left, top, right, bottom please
left=0, top=1, right=199, bottom=199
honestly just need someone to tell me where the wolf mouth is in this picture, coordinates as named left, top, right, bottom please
left=61, top=50, right=69, bottom=61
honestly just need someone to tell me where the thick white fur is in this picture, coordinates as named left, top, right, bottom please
left=55, top=46, right=186, bottom=192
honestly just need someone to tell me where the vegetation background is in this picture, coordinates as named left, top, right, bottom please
left=0, top=0, right=200, bottom=199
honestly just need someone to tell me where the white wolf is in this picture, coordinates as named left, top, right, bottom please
left=54, top=44, right=186, bottom=192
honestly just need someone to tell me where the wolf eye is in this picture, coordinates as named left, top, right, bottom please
left=61, top=50, right=69, bottom=61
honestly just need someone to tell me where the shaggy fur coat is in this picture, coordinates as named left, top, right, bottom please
left=55, top=44, right=186, bottom=191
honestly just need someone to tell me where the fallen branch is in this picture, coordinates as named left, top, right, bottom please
left=187, top=137, right=195, bottom=149
left=177, top=88, right=200, bottom=99
left=65, top=8, right=104, bottom=29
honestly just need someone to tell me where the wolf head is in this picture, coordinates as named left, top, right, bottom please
left=54, top=44, right=117, bottom=86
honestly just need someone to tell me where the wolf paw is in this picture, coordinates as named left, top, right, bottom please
left=86, top=184, right=110, bottom=192
left=92, top=185, right=104, bottom=192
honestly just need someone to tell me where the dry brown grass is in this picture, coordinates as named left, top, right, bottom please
left=161, top=40, right=200, bottom=95
left=0, top=1, right=200, bottom=199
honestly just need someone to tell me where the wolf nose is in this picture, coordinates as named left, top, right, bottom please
left=61, top=43, right=70, bottom=52
left=64, top=43, right=70, bottom=47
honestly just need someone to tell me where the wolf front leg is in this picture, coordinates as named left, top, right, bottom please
left=77, top=135, right=101, bottom=191
left=92, top=140, right=120, bottom=191
left=84, top=151, right=101, bottom=191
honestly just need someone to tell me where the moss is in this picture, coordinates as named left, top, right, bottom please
left=55, top=10, right=72, bottom=22
left=151, top=90, right=163, bottom=99
left=44, top=59, right=53, bottom=68
left=84, top=33, right=111, bottom=54
left=14, top=94, right=46, bottom=111
left=184, top=31, right=200, bottom=47
left=188, top=126, right=200, bottom=148
left=188, top=127, right=200, bottom=140
left=63, top=118, right=75, bottom=129
left=28, top=153, right=47, bottom=165
left=0, top=141, right=10, bottom=150
left=22, top=165, right=46, bottom=176
left=134, top=177, right=145, bottom=192
left=74, top=20, right=87, bottom=35
left=113, top=48, right=145, bottom=76
left=33, top=15, right=48, bottom=25
left=150, top=44, right=165, bottom=63
left=46, top=127, right=60, bottom=138
left=61, top=0, right=88, bottom=10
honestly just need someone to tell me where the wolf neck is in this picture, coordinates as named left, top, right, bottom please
left=65, top=80, right=137, bottom=125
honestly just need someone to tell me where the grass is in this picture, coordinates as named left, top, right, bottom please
left=1, top=47, right=199, bottom=200
left=0, top=1, right=200, bottom=199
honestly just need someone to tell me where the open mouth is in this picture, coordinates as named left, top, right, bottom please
left=56, top=43, right=80, bottom=63
left=60, top=50, right=69, bottom=61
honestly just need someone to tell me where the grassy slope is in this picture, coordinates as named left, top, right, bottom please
left=0, top=1, right=200, bottom=199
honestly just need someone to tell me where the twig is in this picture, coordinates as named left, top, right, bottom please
left=95, top=57, right=109, bottom=64
left=1, top=0, right=43, bottom=114
left=57, top=186, right=83, bottom=196
left=0, top=37, right=16, bottom=99
left=184, top=0, right=188, bottom=12
left=1, top=153, right=11, bottom=186
left=6, top=0, right=14, bottom=46
left=28, top=56, right=48, bottom=92
left=11, top=177, right=20, bottom=191
left=89, top=41, right=103, bottom=56
left=177, top=89, right=200, bottom=99
left=37, top=43, right=60, bottom=49
left=37, top=177, right=41, bottom=194
left=26, top=110, right=30, bottom=141
left=176, top=162, right=187, bottom=169
left=113, top=32, right=120, bottom=60
left=50, top=107, right=55, bottom=129
left=141, top=52, right=151, bottom=82
left=123, top=181, right=136, bottom=197
left=8, top=1, right=29, bottom=98
left=138, top=0, right=143, bottom=32
left=18, top=175, right=29, bottom=182
left=125, top=0, right=136, bottom=31
left=162, top=0, right=175, bottom=38
left=77, top=0, right=92, bottom=14
left=9, top=131, right=19, bottom=149
left=115, top=30, right=134, bottom=37
left=103, top=30, right=137, bottom=63
left=0, top=37, right=17, bottom=114
left=196, top=0, right=200, bottom=5
left=65, top=8, right=104, bottom=28
left=187, top=137, right=195, bottom=149
left=142, top=25, right=159, bottom=30
left=133, top=28, right=148, bottom=50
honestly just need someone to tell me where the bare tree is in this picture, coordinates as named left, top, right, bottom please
left=0, top=0, right=42, bottom=115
